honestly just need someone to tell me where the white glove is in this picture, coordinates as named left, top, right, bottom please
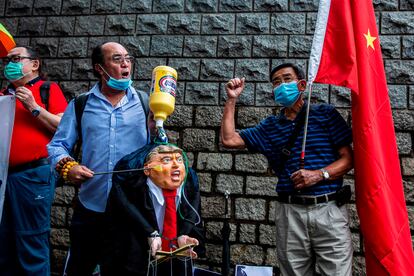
left=148, top=236, right=162, bottom=257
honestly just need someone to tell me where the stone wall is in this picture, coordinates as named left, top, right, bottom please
left=1, top=0, right=413, bottom=275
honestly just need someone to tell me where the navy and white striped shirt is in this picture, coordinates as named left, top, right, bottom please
left=239, top=103, right=352, bottom=195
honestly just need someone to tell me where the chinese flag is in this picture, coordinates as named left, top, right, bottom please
left=308, top=0, right=414, bottom=275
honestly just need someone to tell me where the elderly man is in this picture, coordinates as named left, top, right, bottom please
left=0, top=46, right=67, bottom=276
left=221, top=63, right=353, bottom=275
left=48, top=42, right=151, bottom=275
left=102, top=143, right=205, bottom=276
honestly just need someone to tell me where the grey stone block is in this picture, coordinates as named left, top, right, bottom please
left=381, top=12, right=414, bottom=34
left=50, top=228, right=70, bottom=247
left=289, top=0, right=319, bottom=11
left=120, top=36, right=150, bottom=57
left=18, top=17, right=46, bottom=36
left=403, top=180, right=414, bottom=202
left=1, top=18, right=18, bottom=35
left=380, top=35, right=401, bottom=58
left=306, top=12, right=317, bottom=34
left=197, top=153, right=233, bottom=171
left=195, top=106, right=223, bottom=127
left=402, top=36, right=414, bottom=58
left=239, top=224, right=256, bottom=243
left=169, top=14, right=201, bottom=35
left=269, top=201, right=276, bottom=222
left=200, top=59, right=234, bottom=81
left=396, top=132, right=412, bottom=155
left=198, top=172, right=212, bottom=192
left=150, top=35, right=183, bottom=56
left=136, top=14, right=168, bottom=34
left=235, top=198, right=266, bottom=220
left=259, top=224, right=276, bottom=245
left=43, top=59, right=72, bottom=81
left=45, top=17, right=75, bottom=36
left=388, top=85, right=407, bottom=108
left=252, top=35, right=288, bottom=57
left=353, top=256, right=366, bottom=276
left=289, top=35, right=313, bottom=57
left=184, top=36, right=217, bottom=57
left=231, top=244, right=264, bottom=264
left=402, top=157, right=414, bottom=176
left=410, top=86, right=414, bottom=109
left=201, top=14, right=235, bottom=34
left=385, top=60, right=414, bottom=84
left=51, top=206, right=66, bottom=227
left=165, top=105, right=193, bottom=127
left=348, top=204, right=360, bottom=229
left=220, top=0, right=252, bottom=11
left=168, top=59, right=200, bottom=80
left=51, top=249, right=69, bottom=276
left=237, top=107, right=274, bottom=128
left=59, top=81, right=90, bottom=98
left=182, top=128, right=216, bottom=151
left=153, top=0, right=184, bottom=12
left=235, top=59, right=269, bottom=81
left=235, top=154, right=268, bottom=173
left=105, top=15, right=135, bottom=35
left=265, top=247, right=279, bottom=266
left=246, top=176, right=277, bottom=196
left=205, top=243, right=223, bottom=263
left=31, top=37, right=59, bottom=57
left=220, top=82, right=254, bottom=106
left=58, top=37, right=88, bottom=58
left=400, top=0, right=414, bottom=10
left=206, top=221, right=236, bottom=241
left=373, top=0, right=398, bottom=10
left=53, top=186, right=76, bottom=205
left=75, top=16, right=105, bottom=35
left=218, top=36, right=251, bottom=58
left=331, top=85, right=351, bottom=108
left=62, top=0, right=91, bottom=14
left=271, top=13, right=306, bottom=34
left=392, top=110, right=414, bottom=131
left=121, top=0, right=151, bottom=13
left=201, top=196, right=226, bottom=218
left=91, top=0, right=121, bottom=13
left=6, top=0, right=33, bottom=15
left=255, top=82, right=276, bottom=106
left=236, top=13, right=270, bottom=34
left=185, top=0, right=217, bottom=12
left=271, top=59, right=307, bottom=76
left=164, top=129, right=180, bottom=145
left=133, top=58, right=167, bottom=79
left=33, top=0, right=61, bottom=15
left=71, top=58, right=94, bottom=80
left=304, top=83, right=329, bottom=104
left=254, top=0, right=288, bottom=11
left=216, top=174, right=244, bottom=194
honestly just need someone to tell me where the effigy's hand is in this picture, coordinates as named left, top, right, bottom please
left=177, top=235, right=199, bottom=258
left=148, top=236, right=162, bottom=257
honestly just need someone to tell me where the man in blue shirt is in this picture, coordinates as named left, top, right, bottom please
left=48, top=42, right=150, bottom=276
left=221, top=63, right=353, bottom=275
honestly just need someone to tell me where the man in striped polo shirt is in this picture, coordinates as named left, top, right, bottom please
left=221, top=63, right=353, bottom=275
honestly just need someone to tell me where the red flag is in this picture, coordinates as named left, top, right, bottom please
left=308, top=0, right=414, bottom=275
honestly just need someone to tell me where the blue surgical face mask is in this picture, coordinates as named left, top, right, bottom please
left=99, top=65, right=132, bottom=91
left=4, top=61, right=29, bottom=81
left=273, top=81, right=301, bottom=107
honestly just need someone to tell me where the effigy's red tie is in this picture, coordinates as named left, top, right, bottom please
left=161, top=189, right=177, bottom=251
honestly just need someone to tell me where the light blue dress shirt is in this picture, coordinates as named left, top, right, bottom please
left=146, top=178, right=182, bottom=234
left=48, top=83, right=148, bottom=212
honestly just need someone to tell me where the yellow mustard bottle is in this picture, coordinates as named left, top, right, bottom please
left=149, top=66, right=177, bottom=129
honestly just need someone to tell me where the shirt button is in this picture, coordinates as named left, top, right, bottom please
left=110, top=145, right=114, bottom=148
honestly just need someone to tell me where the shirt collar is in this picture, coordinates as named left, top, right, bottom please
left=146, top=178, right=183, bottom=206
left=6, top=76, right=42, bottom=93
left=91, top=82, right=137, bottom=105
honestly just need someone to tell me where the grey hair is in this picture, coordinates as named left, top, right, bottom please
left=145, top=144, right=183, bottom=163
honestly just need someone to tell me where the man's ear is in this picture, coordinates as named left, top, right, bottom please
left=32, top=60, right=40, bottom=71
left=143, top=165, right=150, bottom=176
left=297, top=80, right=307, bottom=92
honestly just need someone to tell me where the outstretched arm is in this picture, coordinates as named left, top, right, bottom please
left=220, top=77, right=246, bottom=149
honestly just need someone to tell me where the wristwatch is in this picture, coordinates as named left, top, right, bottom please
left=320, top=168, right=330, bottom=180
left=31, top=106, right=41, bottom=117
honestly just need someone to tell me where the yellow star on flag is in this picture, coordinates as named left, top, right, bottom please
left=364, top=29, right=376, bottom=50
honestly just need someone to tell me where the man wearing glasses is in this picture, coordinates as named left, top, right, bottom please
left=0, top=46, right=67, bottom=275
left=221, top=63, right=354, bottom=275
left=48, top=42, right=151, bottom=275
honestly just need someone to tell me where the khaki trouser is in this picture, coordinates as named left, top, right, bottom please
left=275, top=201, right=353, bottom=276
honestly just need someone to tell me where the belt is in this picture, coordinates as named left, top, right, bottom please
left=9, top=158, right=49, bottom=174
left=276, top=192, right=336, bottom=205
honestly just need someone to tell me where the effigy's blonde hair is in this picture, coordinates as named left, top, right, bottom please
left=144, top=144, right=183, bottom=164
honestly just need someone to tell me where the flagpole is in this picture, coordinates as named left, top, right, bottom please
left=300, top=82, right=313, bottom=169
